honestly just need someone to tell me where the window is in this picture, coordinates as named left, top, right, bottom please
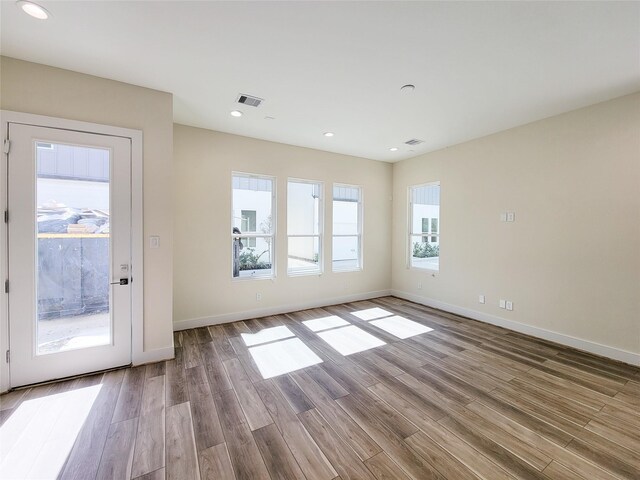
left=241, top=210, right=257, bottom=247
left=421, top=217, right=438, bottom=243
left=232, top=173, right=275, bottom=278
left=333, top=184, right=362, bottom=272
left=409, top=182, right=440, bottom=270
left=288, top=179, right=322, bottom=275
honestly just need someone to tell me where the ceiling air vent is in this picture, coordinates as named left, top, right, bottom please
left=404, top=138, right=425, bottom=146
left=237, top=94, right=264, bottom=107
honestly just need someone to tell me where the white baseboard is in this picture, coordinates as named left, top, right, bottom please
left=133, top=346, right=174, bottom=366
left=391, top=290, right=640, bottom=367
left=173, top=290, right=392, bottom=331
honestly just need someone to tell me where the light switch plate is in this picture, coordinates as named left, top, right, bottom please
left=479, top=295, right=485, bottom=304
left=499, top=299, right=506, bottom=309
left=150, top=236, right=160, bottom=249
left=507, top=212, right=515, bottom=222
left=500, top=212, right=507, bottom=222
left=506, top=301, right=513, bottom=311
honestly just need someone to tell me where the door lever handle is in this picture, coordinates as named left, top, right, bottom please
left=110, top=278, right=129, bottom=285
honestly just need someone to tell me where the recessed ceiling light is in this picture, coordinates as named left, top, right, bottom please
left=400, top=84, right=415, bottom=92
left=389, top=147, right=399, bottom=152
left=230, top=110, right=243, bottom=117
left=16, top=1, right=49, bottom=19
left=323, top=132, right=334, bottom=137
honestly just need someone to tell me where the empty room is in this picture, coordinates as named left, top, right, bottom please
left=0, top=1, right=638, bottom=479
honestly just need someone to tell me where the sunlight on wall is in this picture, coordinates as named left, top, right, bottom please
left=0, top=384, right=102, bottom=479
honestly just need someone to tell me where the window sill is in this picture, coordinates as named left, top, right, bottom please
left=332, top=267, right=362, bottom=274
left=287, top=270, right=322, bottom=278
left=232, top=274, right=275, bottom=282
left=409, top=265, right=439, bottom=272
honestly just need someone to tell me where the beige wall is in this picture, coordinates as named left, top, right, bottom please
left=1, top=57, right=174, bottom=354
left=3, top=56, right=635, bottom=363
left=173, top=124, right=392, bottom=327
left=392, top=93, right=640, bottom=359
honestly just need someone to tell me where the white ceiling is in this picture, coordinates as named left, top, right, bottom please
left=1, top=1, right=639, bottom=162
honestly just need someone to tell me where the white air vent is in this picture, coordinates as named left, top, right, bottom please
left=404, top=139, right=424, bottom=146
left=237, top=94, right=264, bottom=107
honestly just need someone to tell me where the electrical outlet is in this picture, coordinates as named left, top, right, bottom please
left=478, top=295, right=485, bottom=304
left=500, top=212, right=507, bottom=222
left=418, top=282, right=423, bottom=290
left=507, top=212, right=515, bottom=222
left=149, top=236, right=160, bottom=248
left=499, top=299, right=506, bottom=309
left=256, top=293, right=262, bottom=301
left=506, top=301, right=513, bottom=311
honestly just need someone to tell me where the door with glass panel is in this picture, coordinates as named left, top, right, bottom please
left=7, top=124, right=132, bottom=387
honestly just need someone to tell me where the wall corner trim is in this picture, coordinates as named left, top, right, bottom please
left=391, top=289, right=640, bottom=367
left=173, top=289, right=392, bottom=331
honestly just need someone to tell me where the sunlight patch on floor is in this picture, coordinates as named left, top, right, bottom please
left=0, top=384, right=102, bottom=479
left=241, top=325, right=295, bottom=347
left=350, top=307, right=393, bottom=321
left=249, top=338, right=323, bottom=379
left=317, top=325, right=386, bottom=356
left=303, top=315, right=350, bottom=332
left=370, top=315, right=434, bottom=339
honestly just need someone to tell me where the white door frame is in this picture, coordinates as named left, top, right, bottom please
left=0, top=110, right=144, bottom=393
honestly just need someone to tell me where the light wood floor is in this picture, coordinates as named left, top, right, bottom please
left=1, top=296, right=639, bottom=480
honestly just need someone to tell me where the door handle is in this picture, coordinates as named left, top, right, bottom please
left=110, top=278, right=129, bottom=285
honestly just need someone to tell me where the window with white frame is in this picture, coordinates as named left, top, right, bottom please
left=409, top=182, right=440, bottom=270
left=232, top=173, right=275, bottom=279
left=333, top=184, right=362, bottom=272
left=421, top=217, right=438, bottom=244
left=288, top=179, right=323, bottom=275
left=241, top=210, right=257, bottom=247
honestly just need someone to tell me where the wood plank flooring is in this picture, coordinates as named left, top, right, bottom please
left=1, top=296, right=639, bottom=480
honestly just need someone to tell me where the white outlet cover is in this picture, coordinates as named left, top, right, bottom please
left=506, top=301, right=513, bottom=311
left=507, top=212, right=515, bottom=222
left=500, top=213, right=507, bottom=222
left=479, top=295, right=485, bottom=304
left=149, top=235, right=160, bottom=248
left=499, top=299, right=506, bottom=308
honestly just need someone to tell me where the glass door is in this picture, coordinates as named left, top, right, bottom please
left=8, top=124, right=132, bottom=387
